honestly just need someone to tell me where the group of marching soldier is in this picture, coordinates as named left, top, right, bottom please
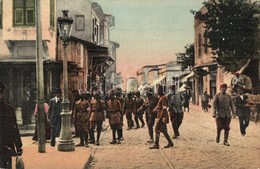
left=72, top=83, right=186, bottom=149
left=73, top=81, right=248, bottom=149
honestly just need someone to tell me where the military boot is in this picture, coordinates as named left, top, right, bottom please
left=147, top=127, right=154, bottom=143
left=223, top=130, right=230, bottom=146
left=135, top=118, right=140, bottom=129
left=172, top=125, right=178, bottom=139
left=76, top=134, right=84, bottom=147
left=110, top=129, right=117, bottom=144
left=89, top=129, right=95, bottom=144
left=96, top=131, right=101, bottom=146
left=149, top=132, right=160, bottom=149
left=84, top=133, right=89, bottom=148
left=216, top=129, right=221, bottom=143
left=163, top=132, right=174, bottom=148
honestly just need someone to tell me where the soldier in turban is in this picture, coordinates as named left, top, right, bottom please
left=212, top=83, right=235, bottom=146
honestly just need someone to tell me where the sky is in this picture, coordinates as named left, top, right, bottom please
left=94, top=0, right=205, bottom=81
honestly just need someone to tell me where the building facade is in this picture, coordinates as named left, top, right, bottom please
left=0, top=0, right=118, bottom=124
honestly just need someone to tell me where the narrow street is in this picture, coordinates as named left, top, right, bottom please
left=88, top=104, right=260, bottom=169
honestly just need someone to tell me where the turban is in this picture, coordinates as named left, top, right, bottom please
left=220, top=83, right=227, bottom=89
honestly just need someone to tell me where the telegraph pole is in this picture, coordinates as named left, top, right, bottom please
left=35, top=0, right=46, bottom=153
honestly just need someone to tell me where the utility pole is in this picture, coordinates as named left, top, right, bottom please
left=36, top=0, right=46, bottom=153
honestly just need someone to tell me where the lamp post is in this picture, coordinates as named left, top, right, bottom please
left=57, top=10, right=75, bottom=151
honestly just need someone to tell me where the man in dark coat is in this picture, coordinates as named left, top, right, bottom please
left=235, top=88, right=251, bottom=136
left=0, top=81, right=23, bottom=168
left=183, top=88, right=191, bottom=112
left=138, top=88, right=158, bottom=143
left=48, top=88, right=62, bottom=147
left=123, top=92, right=135, bottom=130
left=133, top=91, right=145, bottom=129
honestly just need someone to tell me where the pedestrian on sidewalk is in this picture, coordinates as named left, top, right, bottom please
left=133, top=91, right=145, bottom=129
left=138, top=88, right=158, bottom=143
left=89, top=89, right=106, bottom=146
left=74, top=91, right=91, bottom=147
left=106, top=89, right=122, bottom=144
left=32, top=99, right=51, bottom=141
left=167, top=84, right=185, bottom=139
left=201, top=91, right=211, bottom=112
left=0, top=81, right=23, bottom=168
left=149, top=85, right=173, bottom=149
left=123, top=92, right=135, bottom=130
left=234, top=88, right=251, bottom=136
left=183, top=87, right=191, bottom=112
left=212, top=83, right=236, bottom=146
left=48, top=88, right=62, bottom=147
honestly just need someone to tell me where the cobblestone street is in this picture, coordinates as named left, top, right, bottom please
left=88, top=104, right=260, bottom=169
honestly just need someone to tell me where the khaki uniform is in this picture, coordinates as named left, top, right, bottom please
left=74, top=99, right=90, bottom=133
left=107, top=98, right=122, bottom=143
left=150, top=95, right=173, bottom=149
left=107, top=99, right=122, bottom=129
left=74, top=98, right=90, bottom=146
left=139, top=95, right=158, bottom=141
left=89, top=98, right=106, bottom=145
left=154, top=95, right=169, bottom=133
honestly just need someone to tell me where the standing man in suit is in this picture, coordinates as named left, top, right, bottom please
left=48, top=88, right=62, bottom=147
left=235, top=88, right=251, bottom=136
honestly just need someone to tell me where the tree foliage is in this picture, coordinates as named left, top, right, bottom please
left=192, top=0, right=260, bottom=73
left=176, top=43, right=195, bottom=71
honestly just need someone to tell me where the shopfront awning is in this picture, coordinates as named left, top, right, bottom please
left=178, top=84, right=190, bottom=92
left=180, top=71, right=194, bottom=83
left=150, top=75, right=166, bottom=87
left=193, top=61, right=217, bottom=69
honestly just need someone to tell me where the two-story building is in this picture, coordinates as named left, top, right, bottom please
left=194, top=2, right=260, bottom=106
left=137, top=61, right=188, bottom=94
left=0, top=0, right=118, bottom=124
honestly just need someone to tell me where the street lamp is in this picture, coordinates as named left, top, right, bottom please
left=57, top=10, right=75, bottom=151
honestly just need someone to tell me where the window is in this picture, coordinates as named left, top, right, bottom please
left=92, top=17, right=99, bottom=43
left=50, top=0, right=55, bottom=29
left=204, top=37, right=208, bottom=54
left=13, top=0, right=35, bottom=26
left=198, top=34, right=202, bottom=57
left=0, top=0, right=2, bottom=28
left=75, top=15, right=85, bottom=31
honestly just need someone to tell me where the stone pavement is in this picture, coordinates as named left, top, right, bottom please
left=89, top=103, right=260, bottom=169
left=16, top=123, right=109, bottom=169
left=13, top=136, right=92, bottom=169
left=16, top=103, right=260, bottom=169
